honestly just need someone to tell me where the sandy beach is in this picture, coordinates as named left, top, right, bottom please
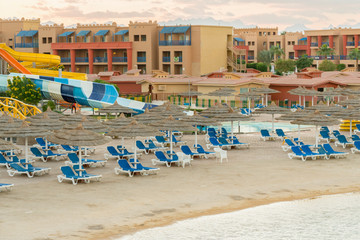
left=1, top=115, right=360, bottom=240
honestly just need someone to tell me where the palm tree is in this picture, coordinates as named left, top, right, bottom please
left=270, top=45, right=284, bottom=61
left=258, top=50, right=273, bottom=72
left=349, top=48, right=360, bottom=71
left=317, top=44, right=335, bottom=58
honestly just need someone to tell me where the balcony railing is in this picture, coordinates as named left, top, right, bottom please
left=163, top=57, right=170, bottom=62
left=75, top=57, right=89, bottom=63
left=159, top=40, right=191, bottom=46
left=137, top=57, right=146, bottom=62
left=347, top=41, right=355, bottom=46
left=61, top=57, right=71, bottom=63
left=321, top=42, right=329, bottom=46
left=308, top=55, right=336, bottom=60
left=15, top=43, right=39, bottom=48
left=340, top=55, right=350, bottom=60
left=94, top=57, right=107, bottom=63
left=310, top=42, right=318, bottom=47
left=174, top=56, right=182, bottom=63
left=248, top=56, right=254, bottom=60
left=112, top=57, right=127, bottom=62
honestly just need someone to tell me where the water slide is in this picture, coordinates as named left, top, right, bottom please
left=0, top=43, right=86, bottom=80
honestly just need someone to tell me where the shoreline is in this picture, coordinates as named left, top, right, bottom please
left=87, top=187, right=360, bottom=240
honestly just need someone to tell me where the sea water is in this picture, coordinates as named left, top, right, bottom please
left=120, top=193, right=360, bottom=240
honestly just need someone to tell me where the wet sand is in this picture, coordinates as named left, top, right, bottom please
left=1, top=116, right=360, bottom=240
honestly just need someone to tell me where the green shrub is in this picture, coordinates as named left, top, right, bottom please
left=256, top=62, right=268, bottom=72
left=42, top=100, right=56, bottom=111
left=336, top=64, right=346, bottom=71
left=6, top=76, right=42, bottom=105
left=318, top=60, right=336, bottom=71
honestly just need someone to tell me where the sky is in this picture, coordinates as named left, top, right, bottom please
left=2, top=0, right=360, bottom=31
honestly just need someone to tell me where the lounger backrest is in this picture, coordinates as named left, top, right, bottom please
left=333, top=131, right=340, bottom=137
left=117, top=159, right=132, bottom=170
left=320, top=131, right=329, bottom=138
left=35, top=138, right=46, bottom=146
left=323, top=144, right=335, bottom=153
left=208, top=128, right=216, bottom=133
left=107, top=146, right=119, bottom=155
left=181, top=145, right=192, bottom=155
left=172, top=135, right=178, bottom=142
left=356, top=124, right=360, bottom=131
left=318, top=146, right=327, bottom=155
left=73, top=164, right=88, bottom=174
left=155, top=136, right=166, bottom=143
left=10, top=163, right=26, bottom=171
left=30, top=147, right=42, bottom=157
left=148, top=142, right=157, bottom=149
left=275, top=129, right=285, bottom=137
left=61, top=166, right=76, bottom=177
left=218, top=137, right=229, bottom=145
left=209, top=137, right=220, bottom=146
left=0, top=154, right=9, bottom=164
left=166, top=151, right=179, bottom=160
left=354, top=140, right=360, bottom=149
left=67, top=153, right=79, bottom=163
left=155, top=151, right=167, bottom=161
left=352, top=135, right=360, bottom=141
left=291, top=146, right=304, bottom=155
left=300, top=145, right=313, bottom=154
left=337, top=135, right=348, bottom=143
left=136, top=140, right=145, bottom=150
left=62, top=145, right=73, bottom=151
left=196, top=144, right=205, bottom=153
left=208, top=131, right=217, bottom=138
left=260, top=129, right=270, bottom=137
left=232, top=138, right=241, bottom=144
left=320, top=126, right=330, bottom=132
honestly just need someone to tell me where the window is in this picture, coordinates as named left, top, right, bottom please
left=288, top=41, right=291, bottom=45
left=9, top=38, right=13, bottom=41
left=252, top=41, right=255, bottom=45
left=263, top=42, right=266, bottom=47
left=268, top=32, right=271, bottom=36
left=292, top=41, right=295, bottom=45
left=273, top=32, right=276, bottom=35
left=259, top=32, right=262, bottom=36
left=42, top=38, right=47, bottom=44
left=48, top=37, right=52, bottom=43
left=141, top=35, right=146, bottom=41
left=134, top=35, right=139, bottom=41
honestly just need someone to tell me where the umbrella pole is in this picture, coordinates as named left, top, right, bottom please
left=25, top=137, right=28, bottom=169
left=298, top=125, right=300, bottom=140
left=350, top=120, right=353, bottom=136
left=170, top=130, right=173, bottom=157
left=79, top=145, right=82, bottom=177
left=299, top=96, right=301, bottom=107
left=315, top=125, right=319, bottom=148
left=272, top=114, right=275, bottom=132
left=231, top=121, right=234, bottom=142
left=134, top=137, right=137, bottom=166
left=238, top=121, right=241, bottom=134
left=248, top=97, right=250, bottom=115
left=312, top=96, right=314, bottom=106
left=10, top=137, right=13, bottom=156
left=266, top=94, right=268, bottom=106
left=195, top=125, right=198, bottom=147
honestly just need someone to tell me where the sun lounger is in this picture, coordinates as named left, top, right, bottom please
left=351, top=135, right=360, bottom=141
left=321, top=144, right=348, bottom=158
left=66, top=153, right=106, bottom=167
left=72, top=165, right=102, bottom=181
left=154, top=136, right=173, bottom=148
left=194, top=144, right=215, bottom=159
left=7, top=163, right=50, bottom=178
left=30, top=147, right=66, bottom=162
left=171, top=135, right=187, bottom=146
left=335, top=134, right=354, bottom=148
left=59, top=145, right=80, bottom=154
left=288, top=146, right=316, bottom=161
left=320, top=126, right=330, bottom=133
left=282, top=139, right=298, bottom=151
left=136, top=140, right=154, bottom=154
left=260, top=129, right=276, bottom=141
left=301, top=145, right=327, bottom=159
left=181, top=145, right=206, bottom=159
left=57, top=166, right=91, bottom=185
left=0, top=183, right=14, bottom=192
left=332, top=130, right=341, bottom=138
left=354, top=124, right=360, bottom=134
left=319, top=130, right=336, bottom=143
left=117, top=146, right=136, bottom=158
left=351, top=140, right=360, bottom=154
left=128, top=159, right=160, bottom=174
left=151, top=151, right=180, bottom=167
left=34, top=137, right=60, bottom=150
left=206, top=137, right=231, bottom=150
left=115, top=159, right=146, bottom=177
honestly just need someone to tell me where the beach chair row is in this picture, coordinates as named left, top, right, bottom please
left=260, top=129, right=291, bottom=141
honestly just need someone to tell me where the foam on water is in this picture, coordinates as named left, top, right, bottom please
left=120, top=193, right=360, bottom=240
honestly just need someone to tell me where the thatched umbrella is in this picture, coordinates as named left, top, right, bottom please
left=106, top=120, right=159, bottom=165
left=339, top=96, right=360, bottom=107
left=48, top=123, right=110, bottom=176
left=97, top=101, right=136, bottom=118
left=201, top=104, right=232, bottom=117
left=60, top=111, right=98, bottom=123
left=182, top=111, right=219, bottom=146
left=254, top=102, right=289, bottom=132
left=103, top=113, right=134, bottom=145
left=1, top=121, right=50, bottom=168
left=28, top=112, right=64, bottom=151
left=237, top=91, right=262, bottom=115
left=291, top=110, right=340, bottom=147
left=179, top=90, right=204, bottom=107
left=0, top=138, right=20, bottom=152
left=63, top=116, right=107, bottom=133
left=331, top=106, right=360, bottom=135
left=151, top=116, right=196, bottom=154
left=149, top=104, right=186, bottom=119
left=149, top=102, right=184, bottom=113
left=207, top=87, right=237, bottom=107
left=134, top=108, right=165, bottom=125
left=306, top=101, right=342, bottom=115
left=30, top=106, right=62, bottom=120
left=276, top=109, right=306, bottom=139
left=0, top=114, right=22, bottom=124
left=288, top=86, right=307, bottom=107
left=253, top=87, right=280, bottom=106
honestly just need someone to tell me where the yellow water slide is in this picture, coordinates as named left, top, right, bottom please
left=0, top=43, right=86, bottom=80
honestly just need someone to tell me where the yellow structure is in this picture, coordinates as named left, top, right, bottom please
left=0, top=97, right=42, bottom=119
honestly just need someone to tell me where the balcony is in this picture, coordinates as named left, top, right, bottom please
left=112, top=57, right=127, bottom=62
left=174, top=56, right=182, bottom=63
left=137, top=57, right=146, bottom=62
left=75, top=57, right=89, bottom=63
left=340, top=55, right=350, bottom=60
left=347, top=42, right=355, bottom=46
left=15, top=43, right=39, bottom=48
left=94, top=57, right=107, bottom=63
left=321, top=42, right=329, bottom=46
left=61, top=57, right=71, bottom=63
left=159, top=40, right=191, bottom=46
left=310, top=42, right=318, bottom=47
left=163, top=57, right=170, bottom=62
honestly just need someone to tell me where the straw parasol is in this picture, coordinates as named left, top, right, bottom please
left=103, top=113, right=134, bottom=129
left=253, top=87, right=280, bottom=106
left=179, top=90, right=204, bottom=107
left=201, top=104, right=233, bottom=117
left=30, top=106, right=62, bottom=120
left=1, top=121, right=50, bottom=167
left=151, top=115, right=196, bottom=154
left=149, top=104, right=186, bottom=119
left=276, top=109, right=306, bottom=139
left=134, top=108, right=165, bottom=125
left=60, top=111, right=99, bottom=123
left=63, top=116, right=108, bottom=133
left=48, top=123, right=111, bottom=176
left=339, top=96, right=360, bottom=107
left=96, top=101, right=136, bottom=117
left=106, top=120, right=159, bottom=165
left=288, top=86, right=308, bottom=107
left=182, top=111, right=219, bottom=146
left=305, top=101, right=343, bottom=115
left=236, top=91, right=262, bottom=115
left=291, top=110, right=340, bottom=147
left=331, top=106, right=360, bottom=135
left=254, top=102, right=289, bottom=132
left=149, top=102, right=184, bottom=113
left=0, top=138, right=20, bottom=151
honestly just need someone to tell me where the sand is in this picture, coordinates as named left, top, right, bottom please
left=1, top=115, right=360, bottom=240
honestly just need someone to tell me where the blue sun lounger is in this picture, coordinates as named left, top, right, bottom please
left=128, top=159, right=160, bottom=174
left=194, top=144, right=215, bottom=158
left=171, top=135, right=187, bottom=146
left=181, top=145, right=205, bottom=159
left=320, top=144, right=348, bottom=158
left=151, top=151, right=180, bottom=167
left=30, top=147, right=66, bottom=162
left=116, top=146, right=134, bottom=157
left=0, top=183, right=14, bottom=192
left=351, top=140, right=360, bottom=154
left=155, top=136, right=173, bottom=148
left=260, top=129, right=276, bottom=141
left=66, top=153, right=106, bottom=167
left=288, top=146, right=315, bottom=161
left=115, top=159, right=146, bottom=177
left=34, top=137, right=59, bottom=150
left=136, top=140, right=154, bottom=154
left=351, top=135, right=360, bottom=141
left=7, top=163, right=50, bottom=178
left=207, top=137, right=231, bottom=150
left=57, top=166, right=91, bottom=185
left=319, top=130, right=336, bottom=143
left=72, top=165, right=102, bottom=181
left=354, top=124, right=360, bottom=134
left=335, top=134, right=354, bottom=148
left=275, top=129, right=292, bottom=140
left=301, top=145, right=327, bottom=159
